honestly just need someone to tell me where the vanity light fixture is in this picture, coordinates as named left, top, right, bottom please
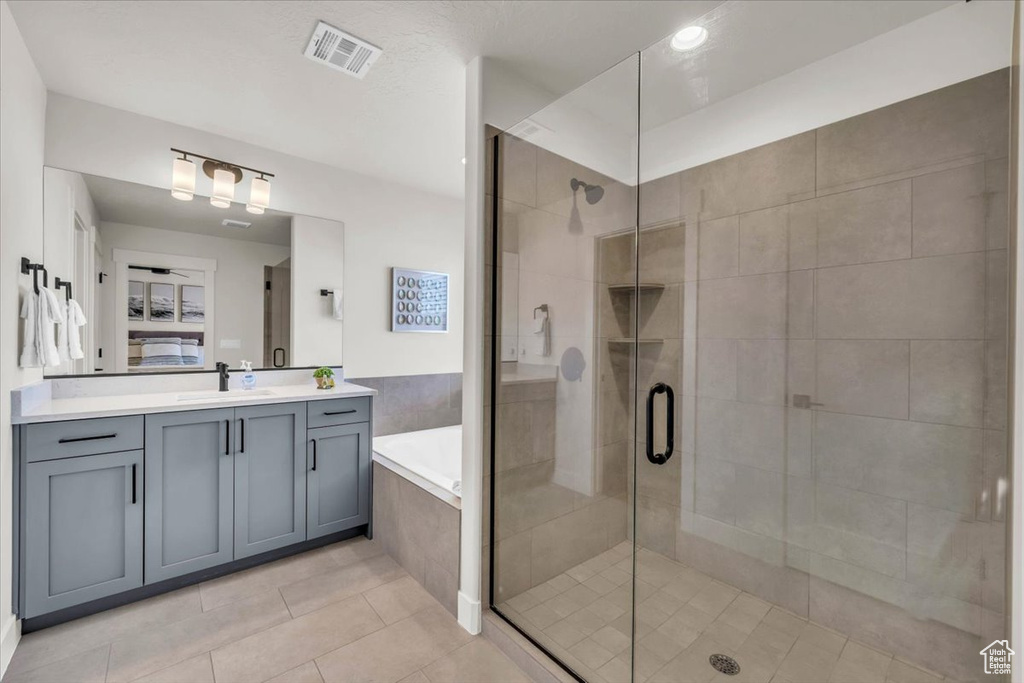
left=670, top=25, right=709, bottom=52
left=168, top=148, right=275, bottom=210
left=246, top=175, right=271, bottom=214
left=171, top=153, right=196, bottom=201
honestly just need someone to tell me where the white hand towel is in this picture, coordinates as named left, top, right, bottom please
left=56, top=298, right=70, bottom=363
left=532, top=313, right=547, bottom=334
left=38, top=287, right=62, bottom=368
left=67, top=299, right=87, bottom=360
left=19, top=291, right=39, bottom=368
left=332, top=290, right=343, bottom=321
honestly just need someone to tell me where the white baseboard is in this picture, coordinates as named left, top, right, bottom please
left=457, top=590, right=481, bottom=635
left=0, top=617, right=21, bottom=678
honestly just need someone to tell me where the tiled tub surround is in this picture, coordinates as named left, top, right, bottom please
left=351, top=373, right=462, bottom=437
left=2, top=535, right=530, bottom=683
left=487, top=68, right=1012, bottom=683
left=372, top=462, right=461, bottom=616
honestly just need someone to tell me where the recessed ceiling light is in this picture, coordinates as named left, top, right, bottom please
left=671, top=25, right=708, bottom=52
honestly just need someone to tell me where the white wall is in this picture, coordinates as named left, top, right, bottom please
left=44, top=94, right=464, bottom=378
left=0, top=1, right=46, bottom=674
left=290, top=215, right=344, bottom=368
left=98, top=221, right=290, bottom=369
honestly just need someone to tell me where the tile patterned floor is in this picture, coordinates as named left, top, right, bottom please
left=2, top=537, right=529, bottom=683
left=498, top=543, right=956, bottom=683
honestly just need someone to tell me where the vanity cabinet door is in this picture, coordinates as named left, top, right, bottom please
left=24, top=450, right=143, bottom=618
left=306, top=422, right=370, bottom=540
left=234, top=403, right=307, bottom=558
left=144, top=409, right=234, bottom=583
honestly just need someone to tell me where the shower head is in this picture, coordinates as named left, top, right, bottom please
left=570, top=178, right=604, bottom=205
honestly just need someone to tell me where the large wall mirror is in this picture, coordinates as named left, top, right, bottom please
left=42, top=167, right=345, bottom=376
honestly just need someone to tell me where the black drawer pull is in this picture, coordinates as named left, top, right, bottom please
left=240, top=418, right=246, bottom=453
left=311, top=439, right=317, bottom=471
left=58, top=433, right=117, bottom=444
left=131, top=464, right=137, bottom=504
left=224, top=420, right=229, bottom=455
left=322, top=409, right=356, bottom=416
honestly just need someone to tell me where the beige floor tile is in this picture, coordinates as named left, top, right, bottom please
left=760, top=608, right=806, bottom=638
left=885, top=658, right=944, bottom=683
left=703, top=619, right=750, bottom=651
left=711, top=660, right=775, bottom=683
left=649, top=637, right=730, bottom=683
left=568, top=638, right=616, bottom=670
left=526, top=583, right=560, bottom=603
left=599, top=566, right=632, bottom=587
left=597, top=654, right=633, bottom=683
left=315, top=605, right=473, bottom=683
left=133, top=653, right=214, bottom=683
left=280, top=553, right=407, bottom=617
left=547, top=593, right=583, bottom=618
left=200, top=547, right=339, bottom=611
left=396, top=672, right=431, bottom=683
left=2, top=645, right=108, bottom=683
left=546, top=573, right=578, bottom=593
left=211, top=593, right=384, bottom=683
left=564, top=606, right=607, bottom=636
left=522, top=603, right=561, bottom=629
left=504, top=592, right=540, bottom=613
left=323, top=537, right=385, bottom=568
left=591, top=625, right=632, bottom=655
left=588, top=597, right=627, bottom=623
left=106, top=589, right=291, bottom=683
left=364, top=576, right=440, bottom=625
left=421, top=639, right=530, bottom=683
left=797, top=623, right=846, bottom=656
left=829, top=641, right=892, bottom=683
left=562, top=584, right=601, bottom=609
left=267, top=661, right=326, bottom=683
left=774, top=638, right=843, bottom=683
left=544, top=619, right=588, bottom=649
left=6, top=587, right=201, bottom=677
left=689, top=582, right=741, bottom=617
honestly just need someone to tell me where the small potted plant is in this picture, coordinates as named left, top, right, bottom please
left=313, top=366, right=335, bottom=390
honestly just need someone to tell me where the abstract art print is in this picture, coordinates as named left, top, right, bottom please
left=128, top=280, right=144, bottom=320
left=149, top=283, right=175, bottom=321
left=180, top=285, right=205, bottom=323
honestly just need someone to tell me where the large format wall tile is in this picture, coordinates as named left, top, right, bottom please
left=697, top=215, right=739, bottom=279
left=815, top=340, right=910, bottom=419
left=807, top=180, right=912, bottom=267
left=696, top=397, right=785, bottom=472
left=738, top=204, right=817, bottom=275
left=912, top=163, right=988, bottom=257
left=815, top=253, right=985, bottom=339
left=698, top=273, right=787, bottom=339
left=814, top=412, right=981, bottom=514
left=816, top=69, right=1009, bottom=194
left=680, top=132, right=816, bottom=221
left=910, top=340, right=985, bottom=427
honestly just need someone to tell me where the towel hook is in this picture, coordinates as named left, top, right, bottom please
left=54, top=277, right=72, bottom=301
left=533, top=304, right=549, bottom=318
left=20, top=257, right=44, bottom=294
left=320, top=289, right=334, bottom=297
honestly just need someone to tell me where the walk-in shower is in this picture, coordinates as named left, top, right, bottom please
left=486, top=2, right=1016, bottom=682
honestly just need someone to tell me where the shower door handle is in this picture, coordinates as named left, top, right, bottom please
left=646, top=382, right=674, bottom=465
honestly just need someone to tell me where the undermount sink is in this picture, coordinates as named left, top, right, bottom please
left=177, top=389, right=275, bottom=401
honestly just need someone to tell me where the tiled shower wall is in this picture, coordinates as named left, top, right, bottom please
left=350, top=373, right=462, bottom=436
left=625, top=68, right=1011, bottom=682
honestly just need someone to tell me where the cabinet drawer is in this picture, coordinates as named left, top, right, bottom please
left=25, top=416, right=144, bottom=462
left=307, top=397, right=370, bottom=429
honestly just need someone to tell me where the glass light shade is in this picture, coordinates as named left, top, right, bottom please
left=670, top=26, right=708, bottom=51
left=210, top=167, right=235, bottom=208
left=246, top=176, right=270, bottom=214
left=171, top=157, right=195, bottom=201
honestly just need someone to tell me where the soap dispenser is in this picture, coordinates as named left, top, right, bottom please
left=240, top=361, right=257, bottom=390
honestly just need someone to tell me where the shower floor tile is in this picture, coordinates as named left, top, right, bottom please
left=496, top=547, right=958, bottom=683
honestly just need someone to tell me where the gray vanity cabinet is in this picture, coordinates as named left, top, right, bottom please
left=306, top=422, right=370, bottom=539
left=23, top=449, right=144, bottom=618
left=233, top=403, right=307, bottom=558
left=144, top=408, right=234, bottom=583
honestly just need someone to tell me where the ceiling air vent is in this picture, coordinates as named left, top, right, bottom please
left=222, top=219, right=251, bottom=229
left=304, top=21, right=382, bottom=80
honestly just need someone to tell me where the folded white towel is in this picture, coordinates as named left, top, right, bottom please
left=332, top=290, right=343, bottom=321
left=38, top=288, right=62, bottom=368
left=19, top=291, right=39, bottom=368
left=66, top=299, right=87, bottom=361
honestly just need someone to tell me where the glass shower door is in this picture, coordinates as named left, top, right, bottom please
left=489, top=54, right=641, bottom=682
left=632, top=2, right=1014, bottom=683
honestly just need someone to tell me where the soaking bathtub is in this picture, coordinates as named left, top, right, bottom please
left=372, top=424, right=462, bottom=503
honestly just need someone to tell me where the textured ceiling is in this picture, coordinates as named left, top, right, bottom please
left=9, top=1, right=725, bottom=198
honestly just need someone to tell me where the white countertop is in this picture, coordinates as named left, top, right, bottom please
left=12, top=381, right=376, bottom=424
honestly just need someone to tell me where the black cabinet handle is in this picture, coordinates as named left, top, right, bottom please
left=646, top=382, right=675, bottom=465
left=311, top=439, right=317, bottom=471
left=224, top=420, right=229, bottom=455
left=240, top=419, right=245, bottom=453
left=273, top=347, right=286, bottom=368
left=131, top=464, right=137, bottom=504
left=323, top=409, right=356, bottom=416
left=59, top=433, right=117, bottom=444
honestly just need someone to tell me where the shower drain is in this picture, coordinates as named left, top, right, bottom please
left=709, top=654, right=741, bottom=676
